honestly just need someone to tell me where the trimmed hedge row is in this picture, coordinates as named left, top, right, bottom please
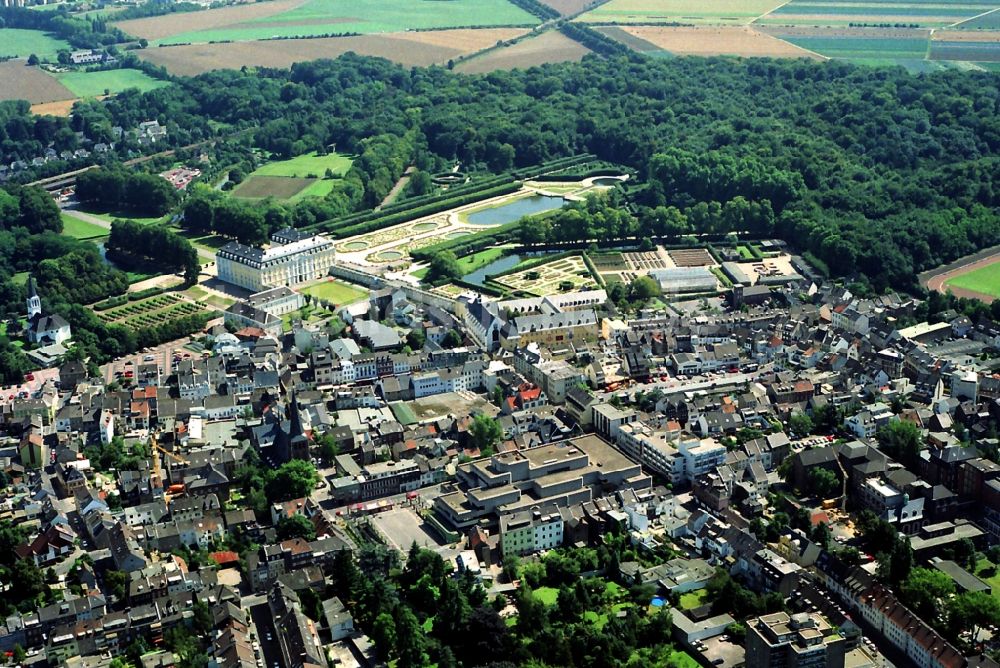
left=303, top=174, right=517, bottom=234
left=325, top=181, right=521, bottom=239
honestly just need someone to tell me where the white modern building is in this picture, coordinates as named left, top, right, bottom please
left=500, top=505, right=564, bottom=558
left=216, top=229, right=336, bottom=292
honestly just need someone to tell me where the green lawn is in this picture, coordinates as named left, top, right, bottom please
left=975, top=558, right=1000, bottom=598
left=254, top=151, right=354, bottom=179
left=416, top=247, right=508, bottom=282
left=679, top=588, right=710, bottom=610
left=54, top=68, right=170, bottom=98
left=946, top=261, right=1000, bottom=299
left=300, top=279, right=367, bottom=306
left=157, top=0, right=537, bottom=44
left=533, top=586, right=559, bottom=606
left=11, top=272, right=29, bottom=286
left=61, top=212, right=107, bottom=240
left=0, top=29, right=72, bottom=59
left=78, top=207, right=167, bottom=226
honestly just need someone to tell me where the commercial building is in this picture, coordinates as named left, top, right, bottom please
left=746, top=611, right=846, bottom=668
left=216, top=230, right=336, bottom=292
left=434, top=435, right=648, bottom=529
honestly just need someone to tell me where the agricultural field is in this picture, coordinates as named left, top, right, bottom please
left=30, top=99, right=79, bottom=116
left=131, top=0, right=537, bottom=46
left=955, top=7, right=1000, bottom=28
left=113, top=0, right=309, bottom=41
left=759, top=0, right=998, bottom=28
left=577, top=0, right=787, bottom=25
left=231, top=151, right=354, bottom=201
left=138, top=28, right=528, bottom=75
left=456, top=30, right=592, bottom=73
left=54, top=69, right=170, bottom=98
left=492, top=254, right=599, bottom=295
left=594, top=25, right=670, bottom=53
left=0, top=61, right=75, bottom=104
left=930, top=31, right=1000, bottom=60
left=539, top=0, right=602, bottom=15
left=231, top=175, right=315, bottom=200
left=253, top=151, right=353, bottom=179
left=97, top=293, right=212, bottom=330
left=60, top=213, right=108, bottom=240
left=608, top=25, right=824, bottom=57
left=299, top=279, right=367, bottom=306
left=0, top=28, right=73, bottom=59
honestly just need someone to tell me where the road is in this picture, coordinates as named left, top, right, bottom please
left=249, top=602, right=283, bottom=668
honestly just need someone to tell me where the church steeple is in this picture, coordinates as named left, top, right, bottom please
left=26, top=275, right=41, bottom=320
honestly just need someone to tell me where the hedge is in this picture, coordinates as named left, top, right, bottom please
left=321, top=181, right=522, bottom=239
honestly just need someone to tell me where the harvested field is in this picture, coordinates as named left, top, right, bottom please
left=923, top=246, right=1000, bottom=303
left=456, top=30, right=592, bottom=73
left=30, top=98, right=79, bottom=117
left=955, top=7, right=1000, bottom=28
left=0, top=61, right=75, bottom=104
left=933, top=29, right=1000, bottom=41
left=383, top=27, right=529, bottom=50
left=539, top=0, right=601, bottom=15
left=140, top=31, right=493, bottom=75
left=668, top=248, right=716, bottom=267
left=113, top=0, right=307, bottom=41
left=618, top=25, right=824, bottom=57
left=231, top=175, right=313, bottom=200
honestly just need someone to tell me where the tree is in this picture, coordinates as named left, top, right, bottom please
left=900, top=568, right=955, bottom=620
left=27, top=54, right=39, bottom=65
left=947, top=591, right=1000, bottom=642
left=265, top=460, right=318, bottom=503
left=406, top=328, right=426, bottom=350
left=810, top=522, right=831, bottom=549
left=877, top=420, right=923, bottom=469
left=807, top=467, right=839, bottom=499
left=441, top=329, right=463, bottom=348
left=426, top=250, right=462, bottom=283
left=789, top=411, right=814, bottom=437
left=877, top=536, right=913, bottom=586
left=276, top=514, right=316, bottom=541
left=469, top=413, right=502, bottom=456
left=629, top=275, right=660, bottom=301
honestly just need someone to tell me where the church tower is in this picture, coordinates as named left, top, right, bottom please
left=26, top=275, right=41, bottom=320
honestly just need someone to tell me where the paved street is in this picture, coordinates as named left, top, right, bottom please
left=249, top=603, right=282, bottom=668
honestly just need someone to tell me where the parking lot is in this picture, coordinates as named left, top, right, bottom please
left=100, top=336, right=196, bottom=384
left=370, top=507, right=445, bottom=552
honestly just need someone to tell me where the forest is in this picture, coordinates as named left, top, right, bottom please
left=60, top=53, right=995, bottom=292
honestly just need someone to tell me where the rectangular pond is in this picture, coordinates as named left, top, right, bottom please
left=465, top=194, right=566, bottom=226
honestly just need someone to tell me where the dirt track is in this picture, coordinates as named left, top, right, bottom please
left=923, top=252, right=1000, bottom=304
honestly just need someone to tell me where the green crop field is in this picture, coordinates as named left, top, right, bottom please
left=780, top=36, right=931, bottom=59
left=300, top=279, right=367, bottom=306
left=54, top=68, right=170, bottom=98
left=0, top=29, right=73, bottom=59
left=61, top=212, right=108, bottom=240
left=577, top=0, right=785, bottom=24
left=157, top=0, right=537, bottom=45
left=761, top=0, right=997, bottom=26
left=945, top=260, right=1000, bottom=298
left=254, top=151, right=354, bottom=178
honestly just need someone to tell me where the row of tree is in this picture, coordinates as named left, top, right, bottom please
left=107, top=219, right=199, bottom=284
